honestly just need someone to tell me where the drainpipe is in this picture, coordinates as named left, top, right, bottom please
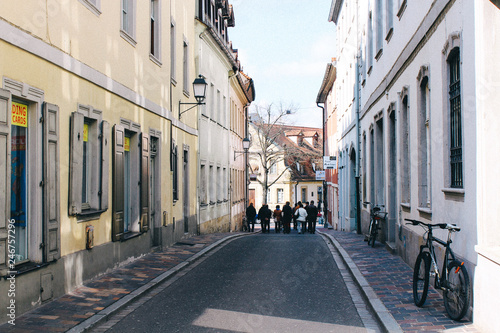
left=355, top=0, right=362, bottom=235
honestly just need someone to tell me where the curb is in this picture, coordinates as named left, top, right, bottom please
left=318, top=231, right=402, bottom=333
left=67, top=232, right=254, bottom=333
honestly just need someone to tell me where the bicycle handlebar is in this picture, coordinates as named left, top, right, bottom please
left=405, top=218, right=461, bottom=232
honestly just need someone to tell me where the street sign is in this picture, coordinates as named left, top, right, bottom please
left=316, top=171, right=325, bottom=180
left=323, top=156, right=337, bottom=169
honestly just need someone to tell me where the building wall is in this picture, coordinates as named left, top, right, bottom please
left=473, top=1, right=500, bottom=331
left=195, top=18, right=233, bottom=234
left=0, top=0, right=200, bottom=322
left=333, top=0, right=481, bottom=320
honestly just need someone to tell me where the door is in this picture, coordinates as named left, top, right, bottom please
left=249, top=189, right=255, bottom=206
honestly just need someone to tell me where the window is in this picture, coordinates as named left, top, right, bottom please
left=200, top=164, right=207, bottom=205
left=301, top=188, right=307, bottom=203
left=267, top=188, right=271, bottom=202
left=183, top=39, right=189, bottom=95
left=79, top=0, right=101, bottom=16
left=223, top=167, right=227, bottom=200
left=367, top=11, right=374, bottom=73
left=112, top=121, right=149, bottom=241
left=170, top=20, right=176, bottom=83
left=172, top=143, right=178, bottom=201
left=121, top=0, right=136, bottom=45
left=449, top=49, right=462, bottom=188
left=270, top=163, right=277, bottom=175
left=400, top=88, right=410, bottom=204
left=1, top=82, right=61, bottom=272
left=375, top=0, right=383, bottom=59
left=386, top=0, right=394, bottom=41
left=69, top=105, right=109, bottom=216
left=277, top=188, right=284, bottom=203
left=418, top=68, right=431, bottom=208
left=150, top=0, right=161, bottom=60
left=209, top=165, right=214, bottom=204
left=217, top=166, right=221, bottom=202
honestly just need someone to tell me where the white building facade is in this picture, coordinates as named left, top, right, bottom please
left=330, top=0, right=500, bottom=327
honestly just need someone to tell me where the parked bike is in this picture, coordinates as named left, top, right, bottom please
left=406, top=218, right=470, bottom=321
left=364, top=202, right=387, bottom=247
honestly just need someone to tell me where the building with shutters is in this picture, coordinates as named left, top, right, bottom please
left=328, top=0, right=500, bottom=328
left=0, top=0, right=207, bottom=321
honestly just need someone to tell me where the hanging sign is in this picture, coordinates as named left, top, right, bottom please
left=316, top=170, right=325, bottom=180
left=12, top=102, right=28, bottom=127
left=323, top=156, right=337, bottom=169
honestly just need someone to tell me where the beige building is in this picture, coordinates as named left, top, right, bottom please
left=248, top=121, right=323, bottom=213
left=0, top=0, right=251, bottom=322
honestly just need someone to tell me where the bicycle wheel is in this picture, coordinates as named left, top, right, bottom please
left=413, top=251, right=431, bottom=307
left=369, top=220, right=377, bottom=247
left=444, top=260, right=470, bottom=321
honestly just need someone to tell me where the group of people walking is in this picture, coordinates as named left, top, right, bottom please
left=245, top=201, right=319, bottom=234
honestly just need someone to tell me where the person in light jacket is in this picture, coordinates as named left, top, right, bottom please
left=294, top=202, right=307, bottom=234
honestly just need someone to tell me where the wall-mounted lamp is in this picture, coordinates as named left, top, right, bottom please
left=179, top=75, right=208, bottom=119
left=234, top=137, right=250, bottom=160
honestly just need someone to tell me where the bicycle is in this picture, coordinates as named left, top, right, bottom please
left=364, top=202, right=387, bottom=247
left=405, top=219, right=470, bottom=321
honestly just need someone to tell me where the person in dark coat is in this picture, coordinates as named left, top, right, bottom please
left=306, top=200, right=319, bottom=234
left=282, top=202, right=293, bottom=234
left=246, top=203, right=257, bottom=232
left=258, top=204, right=271, bottom=233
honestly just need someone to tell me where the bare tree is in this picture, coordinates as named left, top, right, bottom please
left=248, top=102, right=300, bottom=204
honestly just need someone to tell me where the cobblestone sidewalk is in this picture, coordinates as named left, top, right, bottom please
left=319, top=228, right=478, bottom=333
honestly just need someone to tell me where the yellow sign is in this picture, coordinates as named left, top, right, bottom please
left=83, top=124, right=89, bottom=142
left=124, top=137, right=130, bottom=152
left=12, top=102, right=28, bottom=127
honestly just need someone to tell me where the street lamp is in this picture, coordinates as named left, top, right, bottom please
left=179, top=75, right=208, bottom=119
left=234, top=137, right=250, bottom=160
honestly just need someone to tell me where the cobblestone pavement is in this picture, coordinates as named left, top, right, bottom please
left=0, top=232, right=249, bottom=333
left=318, top=228, right=479, bottom=333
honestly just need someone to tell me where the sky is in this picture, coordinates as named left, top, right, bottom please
left=229, top=0, right=336, bottom=129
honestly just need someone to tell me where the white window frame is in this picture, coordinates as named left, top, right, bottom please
left=79, top=0, right=101, bottom=16
left=121, top=0, right=137, bottom=46
left=150, top=0, right=162, bottom=63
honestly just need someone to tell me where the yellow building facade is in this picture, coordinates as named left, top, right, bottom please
left=0, top=0, right=203, bottom=321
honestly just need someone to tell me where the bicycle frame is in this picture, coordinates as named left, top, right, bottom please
left=418, top=224, right=457, bottom=291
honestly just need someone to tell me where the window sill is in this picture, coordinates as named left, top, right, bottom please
left=375, top=48, right=383, bottom=61
left=149, top=54, right=162, bottom=67
left=385, top=28, right=394, bottom=42
left=76, top=209, right=107, bottom=222
left=122, top=231, right=142, bottom=241
left=397, top=0, right=407, bottom=20
left=400, top=202, right=411, bottom=210
left=171, top=78, right=177, bottom=86
left=417, top=207, right=432, bottom=215
left=442, top=188, right=465, bottom=196
left=120, top=30, right=137, bottom=47
left=4, top=262, right=49, bottom=278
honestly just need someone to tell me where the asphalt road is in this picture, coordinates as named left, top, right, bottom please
left=105, top=233, right=371, bottom=332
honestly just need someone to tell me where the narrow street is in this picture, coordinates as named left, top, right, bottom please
left=92, top=232, right=381, bottom=333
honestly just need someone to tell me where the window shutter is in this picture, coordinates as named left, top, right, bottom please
left=112, top=124, right=125, bottom=241
left=140, top=132, right=150, bottom=232
left=0, top=88, right=11, bottom=275
left=43, top=102, right=61, bottom=261
left=69, top=112, right=84, bottom=215
left=100, top=120, right=110, bottom=210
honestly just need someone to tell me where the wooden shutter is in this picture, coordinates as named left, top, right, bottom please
left=100, top=120, right=110, bottom=210
left=69, top=112, right=84, bottom=215
left=0, top=89, right=11, bottom=275
left=140, top=133, right=150, bottom=232
left=43, top=103, right=60, bottom=261
left=112, top=125, right=125, bottom=241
